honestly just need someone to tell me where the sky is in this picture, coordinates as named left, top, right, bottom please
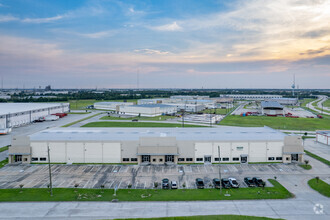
left=0, top=0, right=330, bottom=89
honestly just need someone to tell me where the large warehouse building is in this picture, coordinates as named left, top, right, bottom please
left=261, top=101, right=284, bottom=116
left=9, top=126, right=304, bottom=164
left=0, top=103, right=70, bottom=130
left=94, top=102, right=134, bottom=111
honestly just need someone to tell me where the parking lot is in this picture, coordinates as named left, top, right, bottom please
left=0, top=163, right=307, bottom=189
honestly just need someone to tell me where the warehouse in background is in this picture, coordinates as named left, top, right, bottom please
left=8, top=126, right=304, bottom=164
left=0, top=103, right=70, bottom=134
left=93, top=101, right=134, bottom=111
left=261, top=101, right=284, bottom=116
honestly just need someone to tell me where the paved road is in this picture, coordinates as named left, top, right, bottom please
left=307, top=96, right=330, bottom=116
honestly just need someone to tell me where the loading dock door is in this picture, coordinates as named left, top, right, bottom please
left=165, top=155, right=174, bottom=162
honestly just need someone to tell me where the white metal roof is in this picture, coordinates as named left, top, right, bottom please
left=29, top=126, right=287, bottom=142
left=0, top=103, right=69, bottom=116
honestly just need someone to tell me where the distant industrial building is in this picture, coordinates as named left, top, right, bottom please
left=0, top=103, right=69, bottom=132
left=316, top=131, right=330, bottom=145
left=266, top=98, right=298, bottom=106
left=94, top=102, right=134, bottom=111
left=261, top=101, right=284, bottom=116
left=220, top=94, right=282, bottom=100
left=118, top=104, right=177, bottom=117
left=9, top=127, right=304, bottom=164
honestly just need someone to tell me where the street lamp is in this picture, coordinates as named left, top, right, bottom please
left=218, top=146, right=222, bottom=196
left=47, top=145, right=53, bottom=196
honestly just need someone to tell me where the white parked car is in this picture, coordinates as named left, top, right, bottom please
left=228, top=177, right=239, bottom=188
left=171, top=180, right=178, bottom=189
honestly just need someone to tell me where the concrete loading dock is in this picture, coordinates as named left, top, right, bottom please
left=9, top=126, right=304, bottom=165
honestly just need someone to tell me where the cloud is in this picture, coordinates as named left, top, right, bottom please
left=22, top=15, right=64, bottom=23
left=153, top=21, right=182, bottom=31
left=0, top=15, right=18, bottom=22
left=79, top=30, right=116, bottom=39
left=134, top=49, right=171, bottom=55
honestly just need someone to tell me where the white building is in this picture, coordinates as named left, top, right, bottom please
left=261, top=101, right=284, bottom=116
left=9, top=126, right=304, bottom=164
left=166, top=103, right=205, bottom=112
left=94, top=101, right=134, bottom=111
left=220, top=94, right=282, bottom=100
left=118, top=104, right=177, bottom=117
left=316, top=130, right=330, bottom=145
left=0, top=103, right=70, bottom=130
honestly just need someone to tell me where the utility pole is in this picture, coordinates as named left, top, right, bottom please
left=47, top=145, right=53, bottom=196
left=218, top=146, right=222, bottom=196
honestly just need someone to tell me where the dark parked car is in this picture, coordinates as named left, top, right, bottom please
left=244, top=177, right=256, bottom=187
left=252, top=177, right=264, bottom=187
left=228, top=177, right=239, bottom=188
left=212, top=178, right=221, bottom=189
left=196, top=178, right=204, bottom=189
left=221, top=178, right=231, bottom=189
left=162, top=178, right=169, bottom=189
left=132, top=119, right=138, bottom=122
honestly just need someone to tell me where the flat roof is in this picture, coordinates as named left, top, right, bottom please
left=0, top=103, right=69, bottom=116
left=94, top=102, right=133, bottom=105
left=29, top=126, right=287, bottom=142
left=261, top=101, right=283, bottom=109
left=317, top=130, right=330, bottom=136
left=129, top=104, right=175, bottom=108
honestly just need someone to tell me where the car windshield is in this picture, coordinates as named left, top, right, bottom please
left=172, top=183, right=176, bottom=186
left=163, top=179, right=169, bottom=183
left=215, top=181, right=220, bottom=184
left=223, top=180, right=229, bottom=183
left=232, top=180, right=238, bottom=184
left=248, top=179, right=254, bottom=183
left=197, top=180, right=203, bottom=184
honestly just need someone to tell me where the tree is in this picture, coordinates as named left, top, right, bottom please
left=304, top=160, right=309, bottom=168
left=316, top=176, right=319, bottom=183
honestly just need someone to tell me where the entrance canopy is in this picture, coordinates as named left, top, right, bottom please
left=137, top=146, right=179, bottom=156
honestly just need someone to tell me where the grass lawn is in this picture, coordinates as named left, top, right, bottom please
left=298, top=164, right=312, bottom=170
left=116, top=215, right=282, bottom=220
left=62, top=113, right=102, bottom=127
left=0, top=145, right=9, bottom=153
left=0, top=159, right=8, bottom=169
left=0, top=179, right=292, bottom=202
left=323, top=99, right=330, bottom=108
left=82, top=121, right=205, bottom=128
left=219, top=115, right=330, bottom=131
left=304, top=150, right=330, bottom=166
left=68, top=112, right=91, bottom=114
left=301, top=98, right=316, bottom=107
left=100, top=115, right=177, bottom=121
left=308, top=178, right=330, bottom=197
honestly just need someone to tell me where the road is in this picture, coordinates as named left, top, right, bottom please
left=306, top=96, right=330, bottom=115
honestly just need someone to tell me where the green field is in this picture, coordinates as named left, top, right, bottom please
left=0, top=145, right=9, bottom=153
left=117, top=215, right=282, bottom=220
left=323, top=99, right=330, bottom=108
left=0, top=179, right=291, bottom=202
left=82, top=121, right=205, bottom=128
left=298, top=164, right=312, bottom=170
left=219, top=115, right=330, bottom=131
left=308, top=178, right=330, bottom=197
left=301, top=98, right=316, bottom=107
left=100, top=115, right=177, bottom=121
left=0, top=159, right=8, bottom=169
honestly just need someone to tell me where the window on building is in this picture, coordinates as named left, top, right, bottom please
left=159, top=158, right=163, bottom=162
left=24, top=158, right=27, bottom=162
left=178, top=158, right=185, bottom=162
left=222, top=157, right=229, bottom=161
left=236, top=146, right=243, bottom=150
left=196, top=158, right=203, bottom=162
left=39, top=157, right=46, bottom=161
left=131, top=158, right=137, bottom=162
left=123, top=158, right=129, bottom=162
left=214, top=157, right=221, bottom=161
left=186, top=158, right=193, bottom=162
left=233, top=157, right=240, bottom=161
left=268, top=157, right=275, bottom=161
left=152, top=158, right=156, bottom=162
left=276, top=157, right=283, bottom=160
left=31, top=157, right=38, bottom=161
left=286, top=157, right=290, bottom=161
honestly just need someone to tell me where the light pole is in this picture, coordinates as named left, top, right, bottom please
left=218, top=146, right=222, bottom=196
left=47, top=145, right=53, bottom=196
